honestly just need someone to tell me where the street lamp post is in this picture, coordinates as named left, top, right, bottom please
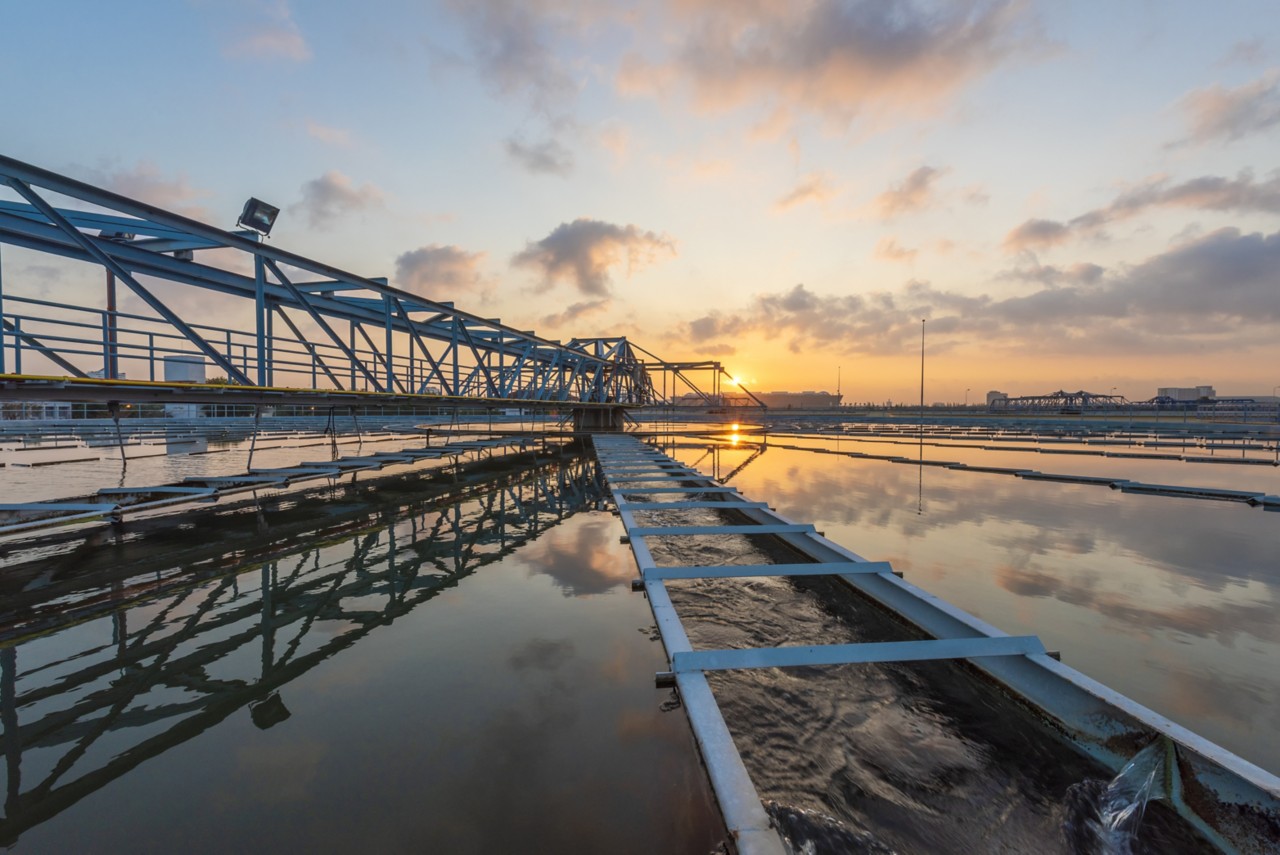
left=919, top=319, right=925, bottom=427
left=965, top=387, right=970, bottom=407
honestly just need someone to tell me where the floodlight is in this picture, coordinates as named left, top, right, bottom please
left=237, top=197, right=280, bottom=236
left=98, top=230, right=135, bottom=241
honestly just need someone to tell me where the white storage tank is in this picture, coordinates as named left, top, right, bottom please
left=164, top=355, right=206, bottom=417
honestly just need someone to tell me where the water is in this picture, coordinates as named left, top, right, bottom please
left=1, top=421, right=1276, bottom=852
left=670, top=431, right=1280, bottom=777
left=1063, top=741, right=1172, bottom=855
left=0, top=447, right=722, bottom=853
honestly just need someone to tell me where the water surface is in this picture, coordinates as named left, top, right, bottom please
left=0, top=450, right=722, bottom=853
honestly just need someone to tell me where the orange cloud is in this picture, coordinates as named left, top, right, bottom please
left=874, top=237, right=918, bottom=262
left=775, top=172, right=836, bottom=212
left=874, top=166, right=945, bottom=218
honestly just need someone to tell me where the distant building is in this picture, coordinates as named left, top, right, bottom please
left=986, top=390, right=1009, bottom=407
left=1158, top=386, right=1215, bottom=401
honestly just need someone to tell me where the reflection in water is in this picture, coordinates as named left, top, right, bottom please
left=517, top=517, right=636, bottom=597
left=687, top=442, right=1280, bottom=776
left=0, top=451, right=721, bottom=853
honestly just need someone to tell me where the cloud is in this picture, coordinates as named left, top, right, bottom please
left=394, top=244, right=487, bottom=296
left=224, top=1, right=310, bottom=61
left=504, top=136, right=574, bottom=176
left=874, top=165, right=945, bottom=218
left=1108, top=227, right=1280, bottom=321
left=290, top=171, right=385, bottom=228
left=1217, top=38, right=1267, bottom=69
left=540, top=299, right=609, bottom=328
left=617, top=1, right=1043, bottom=127
left=1002, top=218, right=1072, bottom=252
left=995, top=564, right=1280, bottom=646
left=512, top=218, right=676, bottom=296
left=688, top=313, right=745, bottom=343
left=775, top=172, right=836, bottom=212
left=874, top=237, right=918, bottom=263
left=444, top=0, right=578, bottom=119
left=1175, top=69, right=1280, bottom=144
left=1002, top=170, right=1280, bottom=251
left=961, top=185, right=990, bottom=206
left=997, top=259, right=1105, bottom=287
left=305, top=120, right=353, bottom=148
left=677, top=227, right=1280, bottom=357
left=95, top=161, right=213, bottom=221
left=508, top=638, right=575, bottom=671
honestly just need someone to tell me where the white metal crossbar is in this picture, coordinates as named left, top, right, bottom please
left=628, top=523, right=815, bottom=537
left=672, top=635, right=1047, bottom=673
left=643, top=561, right=893, bottom=580
left=618, top=500, right=769, bottom=511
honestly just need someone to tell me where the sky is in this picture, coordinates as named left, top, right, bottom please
left=3, top=0, right=1280, bottom=402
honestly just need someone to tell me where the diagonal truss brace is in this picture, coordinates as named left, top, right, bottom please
left=5, top=179, right=252, bottom=385
left=262, top=258, right=385, bottom=393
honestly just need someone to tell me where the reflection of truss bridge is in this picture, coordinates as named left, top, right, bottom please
left=0, top=452, right=605, bottom=845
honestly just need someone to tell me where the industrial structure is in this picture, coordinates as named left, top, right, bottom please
left=0, top=155, right=756, bottom=425
left=3, top=153, right=1279, bottom=853
left=986, top=385, right=1279, bottom=422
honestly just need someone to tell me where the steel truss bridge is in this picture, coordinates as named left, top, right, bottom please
left=988, top=389, right=1128, bottom=412
left=0, top=155, right=756, bottom=415
left=0, top=449, right=605, bottom=844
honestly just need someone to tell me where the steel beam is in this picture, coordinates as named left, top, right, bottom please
left=4, top=180, right=252, bottom=385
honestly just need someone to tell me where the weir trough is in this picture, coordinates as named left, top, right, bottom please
left=593, top=433, right=1280, bottom=855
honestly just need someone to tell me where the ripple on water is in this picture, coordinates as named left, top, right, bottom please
left=653, top=535, right=1218, bottom=854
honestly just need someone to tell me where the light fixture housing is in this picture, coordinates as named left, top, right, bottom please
left=237, top=197, right=280, bottom=236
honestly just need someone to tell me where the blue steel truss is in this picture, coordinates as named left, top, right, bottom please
left=0, top=154, right=672, bottom=408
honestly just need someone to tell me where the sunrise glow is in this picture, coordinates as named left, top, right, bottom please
left=2, top=4, right=1277, bottom=402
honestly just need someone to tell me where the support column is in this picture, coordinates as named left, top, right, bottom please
left=105, top=271, right=118, bottom=379
left=572, top=406, right=626, bottom=432
left=0, top=243, right=6, bottom=375
left=254, top=257, right=267, bottom=387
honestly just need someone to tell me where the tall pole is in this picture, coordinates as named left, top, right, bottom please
left=106, top=270, right=118, bottom=379
left=919, top=319, right=925, bottom=426
left=0, top=243, right=6, bottom=375
left=918, top=319, right=925, bottom=515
